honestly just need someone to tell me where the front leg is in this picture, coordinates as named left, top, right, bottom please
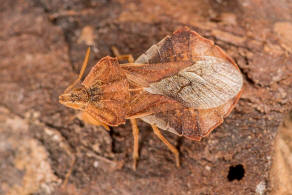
left=112, top=46, right=134, bottom=63
left=81, top=111, right=110, bottom=130
left=65, top=47, right=91, bottom=93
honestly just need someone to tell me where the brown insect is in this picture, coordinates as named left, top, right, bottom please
left=59, top=27, right=243, bottom=170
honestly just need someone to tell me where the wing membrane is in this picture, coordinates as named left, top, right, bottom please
left=145, top=56, right=242, bottom=109
left=140, top=95, right=240, bottom=140
left=122, top=27, right=242, bottom=109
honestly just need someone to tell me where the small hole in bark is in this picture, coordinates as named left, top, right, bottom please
left=227, top=164, right=245, bottom=181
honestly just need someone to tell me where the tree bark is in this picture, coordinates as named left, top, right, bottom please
left=0, top=0, right=291, bottom=194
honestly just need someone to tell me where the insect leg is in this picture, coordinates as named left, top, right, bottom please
left=112, top=46, right=134, bottom=63
left=151, top=125, right=180, bottom=167
left=81, top=112, right=110, bottom=131
left=130, top=118, right=139, bottom=170
left=112, top=46, right=139, bottom=169
left=62, top=155, right=76, bottom=187
left=65, top=47, right=91, bottom=93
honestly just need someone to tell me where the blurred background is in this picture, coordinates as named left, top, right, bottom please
left=0, top=0, right=291, bottom=194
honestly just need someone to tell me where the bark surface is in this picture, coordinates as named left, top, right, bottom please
left=0, top=0, right=291, bottom=194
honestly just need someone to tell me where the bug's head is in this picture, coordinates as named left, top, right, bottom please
left=59, top=86, right=89, bottom=110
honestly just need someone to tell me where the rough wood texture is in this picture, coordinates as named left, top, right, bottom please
left=0, top=0, right=291, bottom=194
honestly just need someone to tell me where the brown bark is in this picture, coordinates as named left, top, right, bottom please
left=0, top=0, right=291, bottom=194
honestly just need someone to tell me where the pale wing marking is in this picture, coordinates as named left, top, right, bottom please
left=144, top=56, right=243, bottom=109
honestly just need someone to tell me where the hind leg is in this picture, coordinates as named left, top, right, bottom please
left=152, top=125, right=180, bottom=167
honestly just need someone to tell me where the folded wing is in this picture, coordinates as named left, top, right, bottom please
left=122, top=27, right=242, bottom=109
left=123, top=27, right=243, bottom=139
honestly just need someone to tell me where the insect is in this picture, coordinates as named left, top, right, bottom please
left=59, top=27, right=243, bottom=170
